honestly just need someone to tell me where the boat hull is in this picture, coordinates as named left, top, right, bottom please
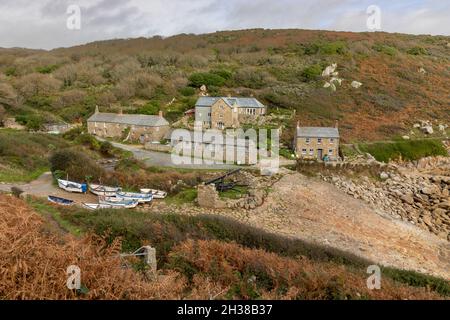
left=140, top=189, right=167, bottom=199
left=58, top=179, right=87, bottom=193
left=89, top=184, right=121, bottom=197
left=116, top=192, right=153, bottom=203
left=48, top=196, right=74, bottom=206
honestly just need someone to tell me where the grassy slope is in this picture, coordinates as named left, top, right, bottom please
left=0, top=129, right=69, bottom=182
left=1, top=29, right=449, bottom=142
left=46, top=206, right=448, bottom=297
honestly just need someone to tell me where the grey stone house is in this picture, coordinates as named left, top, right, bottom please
left=87, top=107, right=170, bottom=143
left=295, top=122, right=340, bottom=161
left=195, top=97, right=266, bottom=129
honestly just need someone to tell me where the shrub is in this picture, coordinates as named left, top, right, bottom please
left=407, top=47, right=428, bottom=55
left=373, top=44, right=397, bottom=56
left=99, top=141, right=113, bottom=156
left=179, top=86, right=196, bottom=96
left=49, top=149, right=105, bottom=182
left=301, top=64, right=322, bottom=82
left=188, top=72, right=226, bottom=87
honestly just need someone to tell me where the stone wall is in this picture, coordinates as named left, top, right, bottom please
left=88, top=121, right=170, bottom=144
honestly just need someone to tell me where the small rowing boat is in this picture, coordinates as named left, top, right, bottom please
left=48, top=195, right=74, bottom=206
left=140, top=188, right=167, bottom=199
left=58, top=179, right=88, bottom=193
left=98, top=196, right=139, bottom=209
left=89, top=183, right=122, bottom=196
left=82, top=203, right=119, bottom=210
left=116, top=191, right=153, bottom=203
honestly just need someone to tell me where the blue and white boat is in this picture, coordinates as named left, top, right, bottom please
left=82, top=203, right=120, bottom=210
left=48, top=195, right=74, bottom=206
left=98, top=196, right=139, bottom=209
left=116, top=191, right=153, bottom=203
left=57, top=179, right=87, bottom=193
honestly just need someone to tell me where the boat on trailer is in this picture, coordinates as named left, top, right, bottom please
left=116, top=191, right=153, bottom=203
left=140, top=188, right=167, bottom=199
left=89, top=183, right=122, bottom=196
left=58, top=179, right=88, bottom=193
left=98, top=196, right=139, bottom=209
left=48, top=195, right=74, bottom=206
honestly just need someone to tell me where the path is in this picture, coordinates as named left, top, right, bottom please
left=0, top=172, right=97, bottom=204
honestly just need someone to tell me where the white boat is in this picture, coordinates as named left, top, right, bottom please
left=116, top=191, right=153, bottom=203
left=89, top=183, right=122, bottom=196
left=98, top=196, right=139, bottom=209
left=58, top=179, right=88, bottom=193
left=82, top=203, right=120, bottom=210
left=140, top=188, right=167, bottom=199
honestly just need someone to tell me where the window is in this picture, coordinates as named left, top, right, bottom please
left=330, top=138, right=335, bottom=144
left=208, top=113, right=211, bottom=117
left=329, top=149, right=333, bottom=155
left=318, top=138, right=322, bottom=144
left=309, top=149, right=314, bottom=155
left=302, top=149, right=307, bottom=155
left=306, top=138, right=310, bottom=144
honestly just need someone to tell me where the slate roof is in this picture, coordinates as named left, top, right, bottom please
left=87, top=112, right=169, bottom=127
left=195, top=97, right=265, bottom=109
left=297, top=127, right=340, bottom=138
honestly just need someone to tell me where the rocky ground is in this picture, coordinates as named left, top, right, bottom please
left=321, top=156, right=450, bottom=241
left=148, top=170, right=450, bottom=279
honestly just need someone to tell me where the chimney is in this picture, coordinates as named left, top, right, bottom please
left=118, top=108, right=123, bottom=115
left=296, top=120, right=300, bottom=129
left=158, top=110, right=163, bottom=118
left=335, top=120, right=339, bottom=129
left=95, top=105, right=99, bottom=114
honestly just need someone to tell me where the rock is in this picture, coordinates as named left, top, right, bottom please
left=418, top=67, right=426, bottom=74
left=351, top=81, right=362, bottom=88
left=401, top=194, right=414, bottom=205
left=421, top=185, right=440, bottom=196
left=421, top=126, right=434, bottom=135
left=380, top=172, right=389, bottom=180
left=402, top=135, right=410, bottom=140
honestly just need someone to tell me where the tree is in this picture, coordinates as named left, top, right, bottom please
left=0, top=82, right=18, bottom=108
left=14, top=73, right=62, bottom=99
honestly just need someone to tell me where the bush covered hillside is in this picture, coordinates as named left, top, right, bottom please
left=0, top=29, right=449, bottom=141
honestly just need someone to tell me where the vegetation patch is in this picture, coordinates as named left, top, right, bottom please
left=358, top=139, right=447, bottom=162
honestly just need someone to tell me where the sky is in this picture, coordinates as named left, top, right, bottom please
left=0, top=0, right=448, bottom=50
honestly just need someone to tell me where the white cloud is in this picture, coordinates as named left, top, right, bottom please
left=0, top=0, right=448, bottom=49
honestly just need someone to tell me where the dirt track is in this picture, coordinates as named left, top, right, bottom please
left=247, top=173, right=450, bottom=279
left=0, top=172, right=97, bottom=204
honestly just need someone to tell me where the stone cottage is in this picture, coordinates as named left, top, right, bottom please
left=195, top=97, right=266, bottom=129
left=87, top=107, right=170, bottom=143
left=295, top=121, right=340, bottom=161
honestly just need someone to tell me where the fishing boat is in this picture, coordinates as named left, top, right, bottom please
left=140, top=188, right=167, bottom=199
left=48, top=195, right=74, bottom=206
left=89, top=183, right=122, bottom=197
left=98, top=196, right=139, bottom=209
left=57, top=179, right=88, bottom=193
left=116, top=191, right=153, bottom=203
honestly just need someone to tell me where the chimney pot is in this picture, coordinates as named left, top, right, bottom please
left=335, top=120, right=339, bottom=129
left=158, top=110, right=163, bottom=118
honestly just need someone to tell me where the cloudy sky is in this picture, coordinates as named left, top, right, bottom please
left=0, top=0, right=448, bottom=49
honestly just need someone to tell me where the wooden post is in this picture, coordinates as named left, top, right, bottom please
left=142, top=246, right=157, bottom=275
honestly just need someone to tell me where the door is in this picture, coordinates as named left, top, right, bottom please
left=317, top=149, right=323, bottom=161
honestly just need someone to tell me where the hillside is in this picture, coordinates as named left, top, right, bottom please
left=1, top=193, right=448, bottom=300
left=0, top=29, right=449, bottom=142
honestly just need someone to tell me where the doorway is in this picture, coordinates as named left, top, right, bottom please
left=317, top=149, right=323, bottom=160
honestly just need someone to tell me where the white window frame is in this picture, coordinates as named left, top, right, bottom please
left=302, top=148, right=307, bottom=155
left=317, top=138, right=322, bottom=144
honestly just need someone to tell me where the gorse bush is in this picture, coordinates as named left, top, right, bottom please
left=49, top=149, right=105, bottom=182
